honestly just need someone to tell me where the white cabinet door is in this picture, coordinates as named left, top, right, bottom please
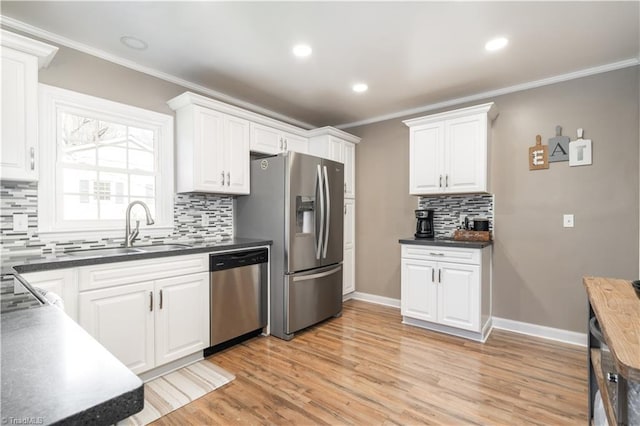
left=401, top=258, right=438, bottom=322
left=250, top=123, right=281, bottom=155
left=329, top=136, right=345, bottom=163
left=437, top=262, right=480, bottom=332
left=193, top=106, right=225, bottom=192
left=21, top=269, right=77, bottom=321
left=1, top=47, right=38, bottom=181
left=155, top=272, right=210, bottom=365
left=283, top=132, right=308, bottom=154
left=343, top=142, right=355, bottom=198
left=444, top=114, right=486, bottom=193
left=224, top=115, right=250, bottom=194
left=79, top=282, right=155, bottom=374
left=343, top=199, right=355, bottom=295
left=410, top=122, right=444, bottom=195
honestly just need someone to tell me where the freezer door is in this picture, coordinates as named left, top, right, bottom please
left=285, top=264, right=343, bottom=334
left=321, top=158, right=344, bottom=266
left=287, top=152, right=324, bottom=273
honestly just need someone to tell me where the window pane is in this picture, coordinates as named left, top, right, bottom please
left=97, top=120, right=126, bottom=144
left=129, top=127, right=154, bottom=150
left=99, top=197, right=128, bottom=220
left=98, top=146, right=127, bottom=169
left=130, top=175, right=155, bottom=197
left=128, top=149, right=154, bottom=172
left=98, top=172, right=129, bottom=203
left=58, top=112, right=97, bottom=166
left=62, top=168, right=97, bottom=194
left=63, top=195, right=98, bottom=220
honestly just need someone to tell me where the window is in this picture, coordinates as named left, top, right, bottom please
left=39, top=84, right=174, bottom=236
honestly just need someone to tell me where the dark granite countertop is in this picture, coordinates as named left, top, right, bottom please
left=5, top=237, right=272, bottom=274
left=399, top=237, right=493, bottom=249
left=1, top=305, right=144, bottom=425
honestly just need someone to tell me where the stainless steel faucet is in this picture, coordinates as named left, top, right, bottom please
left=125, top=201, right=155, bottom=247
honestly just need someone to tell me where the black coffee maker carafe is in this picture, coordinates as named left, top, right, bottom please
left=415, top=209, right=434, bottom=239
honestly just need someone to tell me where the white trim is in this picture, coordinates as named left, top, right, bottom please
left=336, top=58, right=640, bottom=129
left=38, top=83, right=174, bottom=235
left=305, top=126, right=361, bottom=144
left=402, top=316, right=492, bottom=343
left=492, top=316, right=587, bottom=347
left=350, top=291, right=401, bottom=308
left=1, top=28, right=58, bottom=68
left=0, top=15, right=315, bottom=131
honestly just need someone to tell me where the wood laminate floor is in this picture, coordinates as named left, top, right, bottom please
left=152, top=300, right=588, bottom=425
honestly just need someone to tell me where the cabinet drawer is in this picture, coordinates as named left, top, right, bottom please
left=401, top=245, right=480, bottom=265
left=78, top=253, right=209, bottom=291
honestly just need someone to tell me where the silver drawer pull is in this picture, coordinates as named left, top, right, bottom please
left=30, top=147, right=35, bottom=170
left=226, top=172, right=230, bottom=186
left=429, top=252, right=445, bottom=256
left=149, top=291, right=153, bottom=312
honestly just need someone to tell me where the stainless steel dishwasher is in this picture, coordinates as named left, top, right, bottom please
left=205, top=248, right=268, bottom=355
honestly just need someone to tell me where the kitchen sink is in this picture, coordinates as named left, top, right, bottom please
left=65, top=247, right=144, bottom=257
left=135, top=244, right=192, bottom=252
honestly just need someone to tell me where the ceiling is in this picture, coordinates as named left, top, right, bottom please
left=2, top=2, right=639, bottom=129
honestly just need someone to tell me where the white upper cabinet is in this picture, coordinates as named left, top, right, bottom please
left=1, top=31, right=57, bottom=182
left=250, top=123, right=308, bottom=155
left=308, top=128, right=360, bottom=199
left=168, top=96, right=250, bottom=194
left=404, top=103, right=496, bottom=195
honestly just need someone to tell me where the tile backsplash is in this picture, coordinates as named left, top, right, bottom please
left=0, top=181, right=233, bottom=256
left=418, top=194, right=494, bottom=238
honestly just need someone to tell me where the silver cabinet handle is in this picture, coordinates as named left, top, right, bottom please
left=438, top=269, right=442, bottom=283
left=226, top=172, right=230, bottom=186
left=149, top=291, right=153, bottom=312
left=159, top=289, right=163, bottom=309
left=446, top=174, right=449, bottom=187
left=30, top=147, right=35, bottom=170
left=344, top=182, right=347, bottom=193
left=439, top=175, right=443, bottom=188
left=221, top=171, right=225, bottom=186
left=344, top=204, right=347, bottom=215
left=429, top=252, right=445, bottom=256
left=284, top=139, right=288, bottom=151
left=431, top=269, right=435, bottom=283
left=279, top=137, right=283, bottom=150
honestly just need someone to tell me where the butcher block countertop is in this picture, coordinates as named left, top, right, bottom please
left=583, top=276, right=640, bottom=382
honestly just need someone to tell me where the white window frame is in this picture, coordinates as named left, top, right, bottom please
left=38, top=84, right=174, bottom=239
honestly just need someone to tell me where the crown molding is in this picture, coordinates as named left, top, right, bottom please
left=0, top=15, right=316, bottom=130
left=0, top=28, right=58, bottom=68
left=336, top=58, right=640, bottom=129
left=306, top=126, right=361, bottom=144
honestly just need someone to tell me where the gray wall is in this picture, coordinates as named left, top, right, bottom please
left=349, top=67, right=640, bottom=333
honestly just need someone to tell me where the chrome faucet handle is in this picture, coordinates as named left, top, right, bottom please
left=129, top=220, right=140, bottom=245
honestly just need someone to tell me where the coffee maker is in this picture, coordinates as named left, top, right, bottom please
left=415, top=209, right=434, bottom=239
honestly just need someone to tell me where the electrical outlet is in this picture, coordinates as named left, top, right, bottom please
left=13, top=214, right=28, bottom=232
left=563, top=214, right=574, bottom=228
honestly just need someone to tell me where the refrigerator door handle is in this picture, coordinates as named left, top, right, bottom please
left=322, top=165, right=330, bottom=259
left=316, top=164, right=324, bottom=260
left=292, top=265, right=342, bottom=282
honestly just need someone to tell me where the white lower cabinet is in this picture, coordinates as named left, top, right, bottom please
left=21, top=268, right=77, bottom=321
left=77, top=254, right=210, bottom=374
left=400, top=244, right=491, bottom=342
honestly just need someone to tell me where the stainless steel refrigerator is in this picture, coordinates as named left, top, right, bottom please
left=236, top=152, right=344, bottom=340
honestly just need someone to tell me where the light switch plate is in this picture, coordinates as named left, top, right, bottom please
left=13, top=213, right=28, bottom=232
left=563, top=214, right=574, bottom=228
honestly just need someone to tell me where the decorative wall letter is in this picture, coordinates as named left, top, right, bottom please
left=569, top=128, right=592, bottom=167
left=529, top=135, right=549, bottom=170
left=548, top=125, right=570, bottom=162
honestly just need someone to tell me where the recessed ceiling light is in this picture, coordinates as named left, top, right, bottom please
left=292, top=44, right=312, bottom=58
left=485, top=37, right=508, bottom=52
left=120, top=36, right=148, bottom=51
left=352, top=83, right=368, bottom=93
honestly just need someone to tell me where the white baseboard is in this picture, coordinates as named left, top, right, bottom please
left=492, top=317, right=587, bottom=347
left=350, top=291, right=401, bottom=308
left=348, top=292, right=586, bottom=347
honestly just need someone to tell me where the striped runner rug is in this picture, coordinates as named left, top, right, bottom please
left=120, top=360, right=235, bottom=425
